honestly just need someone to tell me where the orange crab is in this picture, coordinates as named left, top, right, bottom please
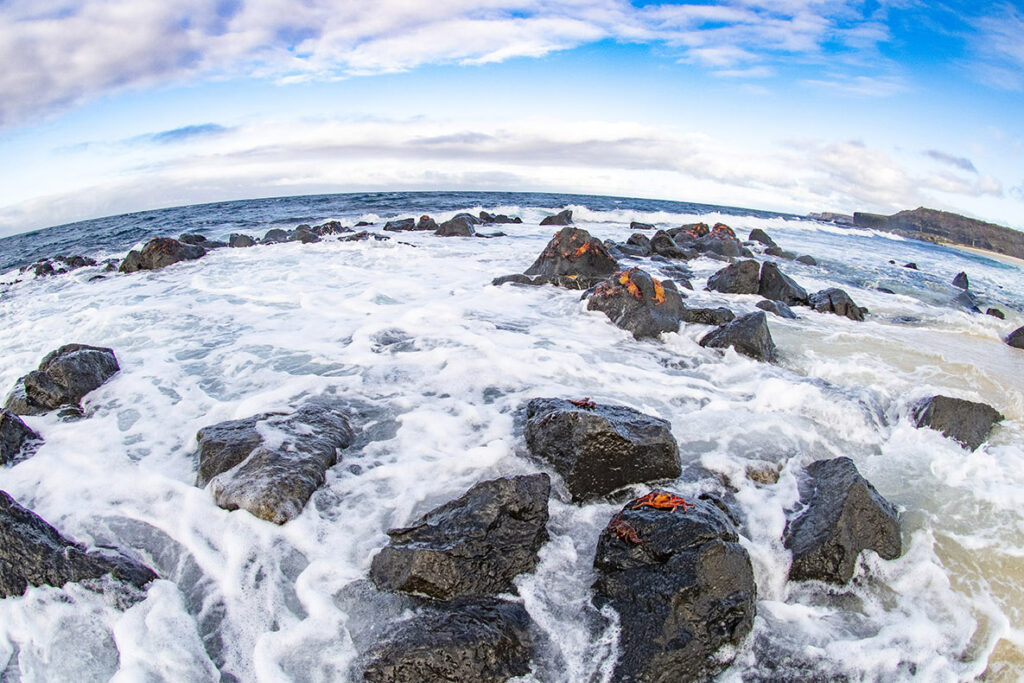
left=568, top=397, right=596, bottom=409
left=608, top=513, right=647, bottom=545
left=632, top=492, right=694, bottom=513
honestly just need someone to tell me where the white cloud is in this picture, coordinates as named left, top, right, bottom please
left=970, top=4, right=1024, bottom=90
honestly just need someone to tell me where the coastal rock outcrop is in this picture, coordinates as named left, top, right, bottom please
left=707, top=260, right=760, bottom=295
left=383, top=218, right=417, bottom=232
left=626, top=233, right=652, bottom=255
left=630, top=221, right=655, bottom=231
left=493, top=227, right=618, bottom=289
left=540, top=209, right=573, bottom=226
left=680, top=306, right=735, bottom=326
left=119, top=237, right=205, bottom=273
left=756, top=299, right=797, bottom=319
left=688, top=223, right=748, bottom=258
left=808, top=288, right=866, bottom=321
left=0, top=410, right=41, bottom=465
left=369, top=474, right=550, bottom=600
left=784, top=457, right=901, bottom=584
left=952, top=272, right=969, bottom=290
left=415, top=215, right=439, bottom=232
left=0, top=490, right=157, bottom=598
left=5, top=344, right=120, bottom=416
left=854, top=207, right=1024, bottom=261
left=650, top=230, right=692, bottom=259
left=362, top=597, right=535, bottom=683
left=748, top=228, right=778, bottom=248
left=22, top=255, right=97, bottom=278
left=586, top=268, right=686, bottom=339
left=593, top=492, right=756, bottom=682
left=229, top=233, right=255, bottom=248
left=758, top=262, right=808, bottom=305
left=479, top=211, right=521, bottom=224
left=699, top=311, right=778, bottom=362
left=196, top=398, right=355, bottom=524
left=1006, top=325, right=1024, bottom=349
left=913, top=395, right=1003, bottom=451
left=523, top=398, right=680, bottom=502
left=435, top=215, right=476, bottom=237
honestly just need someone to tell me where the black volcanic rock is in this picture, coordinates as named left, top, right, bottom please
left=479, top=211, right=520, bottom=224
left=699, top=311, right=778, bottom=362
left=630, top=221, right=655, bottom=231
left=435, top=215, right=476, bottom=237
left=586, top=268, right=687, bottom=339
left=369, top=474, right=550, bottom=600
left=262, top=228, right=289, bottom=243
left=524, top=398, right=680, bottom=502
left=384, top=218, right=416, bottom=232
left=808, top=288, right=865, bottom=321
left=650, top=230, right=692, bottom=259
left=229, top=233, right=255, bottom=248
left=593, top=494, right=756, bottom=682
left=119, top=238, right=205, bottom=273
left=757, top=299, right=797, bottom=319
left=913, top=395, right=1003, bottom=451
left=1006, top=325, right=1024, bottom=349
left=626, top=232, right=652, bottom=255
left=785, top=457, right=901, bottom=584
left=903, top=262, right=918, bottom=270
left=519, top=227, right=618, bottom=287
left=680, top=306, right=735, bottom=326
left=1, top=489, right=157, bottom=598
left=5, top=344, right=119, bottom=416
left=765, top=246, right=797, bottom=260
left=0, top=410, right=41, bottom=465
left=707, top=259, right=760, bottom=295
left=414, top=215, right=438, bottom=232
left=986, top=308, right=1004, bottom=319
left=952, top=272, right=969, bottom=290
left=540, top=209, right=573, bottom=226
left=362, top=597, right=534, bottom=683
left=796, top=254, right=817, bottom=266
left=758, top=262, right=808, bottom=305
left=748, top=228, right=778, bottom=248
left=854, top=207, right=1024, bottom=261
left=197, top=398, right=355, bottom=524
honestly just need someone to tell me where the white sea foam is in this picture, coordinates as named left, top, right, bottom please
left=0, top=209, right=1022, bottom=681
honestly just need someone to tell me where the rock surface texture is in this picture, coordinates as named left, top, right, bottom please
left=758, top=262, right=809, bottom=305
left=593, top=493, right=757, bottom=682
left=369, top=474, right=550, bottom=600
left=119, top=237, right=205, bottom=273
left=706, top=260, right=760, bottom=295
left=504, top=227, right=618, bottom=288
left=913, top=395, right=1003, bottom=451
left=1006, top=325, right=1024, bottom=349
left=0, top=409, right=41, bottom=465
left=587, top=268, right=687, bottom=339
left=524, top=398, right=680, bottom=502
left=5, top=344, right=120, bottom=415
left=808, top=288, right=866, bottom=321
left=784, top=457, right=901, bottom=584
left=540, top=209, right=573, bottom=226
left=699, top=312, right=778, bottom=363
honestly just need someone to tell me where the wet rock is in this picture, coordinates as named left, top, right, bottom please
left=699, top=311, right=778, bottom=363
left=593, top=493, right=756, bottom=682
left=808, top=288, right=865, bottom=321
left=23, top=255, right=98, bottom=278
left=954, top=290, right=981, bottom=312
left=650, top=230, right=691, bottom=259
left=0, top=489, right=157, bottom=598
left=362, top=597, right=534, bottom=683
left=178, top=233, right=207, bottom=246
left=0, top=410, right=41, bottom=465
left=312, top=220, right=348, bottom=235
left=1006, top=325, right=1024, bottom=349
left=670, top=223, right=710, bottom=241
left=524, top=398, right=680, bottom=502
left=519, top=227, right=618, bottom=288
left=540, top=209, right=573, bottom=226
left=292, top=226, right=320, bottom=243
left=355, top=221, right=374, bottom=227
left=630, top=221, right=655, bottom=231
left=415, top=215, right=439, bottom=232
left=758, top=262, right=808, bottom=306
left=5, top=344, right=119, bottom=416
left=586, top=268, right=687, bottom=339
left=784, top=457, right=901, bottom=584
left=748, top=228, right=778, bottom=248
left=694, top=224, right=745, bottom=258
left=229, top=233, right=255, bottom=248
left=707, top=259, right=760, bottom=295
left=119, top=238, right=205, bottom=273
left=680, top=306, right=735, bottom=326
left=952, top=271, right=969, bottom=290
left=263, top=228, right=290, bottom=243
left=765, top=246, right=797, bottom=260
left=479, top=211, right=521, bottom=224
left=913, top=395, right=1003, bottom=451
left=756, top=299, right=797, bottom=319
left=876, top=287, right=895, bottom=294
left=342, top=231, right=390, bottom=242
left=903, top=262, right=918, bottom=270
left=796, top=255, right=817, bottom=266
left=986, top=308, right=1004, bottom=319
left=197, top=398, right=355, bottom=524
left=626, top=232, right=652, bottom=255
left=384, top=218, right=416, bottom=232
left=369, top=474, right=550, bottom=600
left=435, top=215, right=476, bottom=237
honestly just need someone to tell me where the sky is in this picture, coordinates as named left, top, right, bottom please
left=0, top=0, right=1022, bottom=236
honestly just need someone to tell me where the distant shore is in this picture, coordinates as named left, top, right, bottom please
left=950, top=244, right=1024, bottom=269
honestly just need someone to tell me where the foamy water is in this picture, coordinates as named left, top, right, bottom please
left=0, top=200, right=1022, bottom=682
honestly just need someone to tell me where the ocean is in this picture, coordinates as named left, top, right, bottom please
left=0, top=191, right=1021, bottom=681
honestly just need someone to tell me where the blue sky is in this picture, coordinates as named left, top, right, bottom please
left=0, top=0, right=1022, bottom=235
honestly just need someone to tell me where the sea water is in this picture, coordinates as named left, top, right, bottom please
left=0, top=192, right=1021, bottom=682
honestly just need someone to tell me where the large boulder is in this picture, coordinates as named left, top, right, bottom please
left=0, top=490, right=157, bottom=598
left=586, top=268, right=686, bottom=339
left=383, top=218, right=416, bottom=232
left=625, top=233, right=652, bottom=255
left=593, top=493, right=756, bottom=682
left=1007, top=325, right=1024, bottom=349
left=540, top=209, right=573, bottom=226
left=808, top=288, right=866, bottom=321
left=518, top=227, right=618, bottom=288
left=435, top=215, right=476, bottom=237
left=369, top=474, right=550, bottom=600
left=119, top=238, right=205, bottom=273
left=415, top=215, right=439, bottom=232
left=229, top=233, right=255, bottom=248
left=5, top=344, right=120, bottom=416
left=748, top=228, right=778, bottom=248
left=523, top=398, right=680, bottom=502
left=650, top=230, right=692, bottom=259
left=691, top=224, right=746, bottom=258
left=784, top=457, right=901, bottom=584
left=952, top=271, right=969, bottom=290
left=0, top=409, right=41, bottom=465
left=669, top=223, right=710, bottom=241
left=197, top=398, right=355, bottom=524
left=362, top=597, right=534, bottom=683
left=706, top=260, right=760, bottom=294
left=699, top=311, right=778, bottom=362
left=758, top=262, right=808, bottom=305
left=913, top=395, right=1003, bottom=451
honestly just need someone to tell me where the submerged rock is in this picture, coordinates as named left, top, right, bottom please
left=197, top=398, right=355, bottom=524
left=795, top=254, right=817, bottom=266
left=1007, top=325, right=1024, bottom=349
left=954, top=289, right=981, bottom=312
left=435, top=215, right=476, bottom=237
left=0, top=490, right=157, bottom=598
left=523, top=398, right=680, bottom=502
left=748, top=228, right=778, bottom=248
left=785, top=457, right=901, bottom=584
left=630, top=221, right=655, bottom=231
left=586, top=268, right=686, bottom=339
left=765, top=246, right=797, bottom=260
left=119, top=238, right=205, bottom=273
left=479, top=211, right=521, bottom=224
left=952, top=271, right=969, bottom=290
left=369, top=474, right=550, bottom=600
left=415, top=215, right=439, bottom=232
left=986, top=308, right=1005, bottom=319
left=756, top=299, right=797, bottom=319
left=593, top=493, right=756, bottom=682
left=384, top=218, right=417, bottom=232
left=913, top=395, right=1003, bottom=451
left=5, top=344, right=120, bottom=416
left=0, top=409, right=41, bottom=465
left=22, top=255, right=97, bottom=278
left=680, top=306, right=735, bottom=326
left=516, top=227, right=618, bottom=288
left=699, top=311, right=778, bottom=362
left=362, top=597, right=534, bottom=683
left=808, top=288, right=865, bottom=321
left=540, top=209, right=573, bottom=226
left=758, top=262, right=808, bottom=306
left=706, top=259, right=760, bottom=295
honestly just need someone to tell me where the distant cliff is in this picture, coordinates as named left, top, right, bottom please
left=853, top=207, right=1024, bottom=260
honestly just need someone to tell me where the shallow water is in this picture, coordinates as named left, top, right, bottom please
left=0, top=194, right=1022, bottom=681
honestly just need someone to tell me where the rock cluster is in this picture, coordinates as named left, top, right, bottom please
left=120, top=237, right=205, bottom=272
left=5, top=344, right=120, bottom=416
left=493, top=227, right=619, bottom=289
